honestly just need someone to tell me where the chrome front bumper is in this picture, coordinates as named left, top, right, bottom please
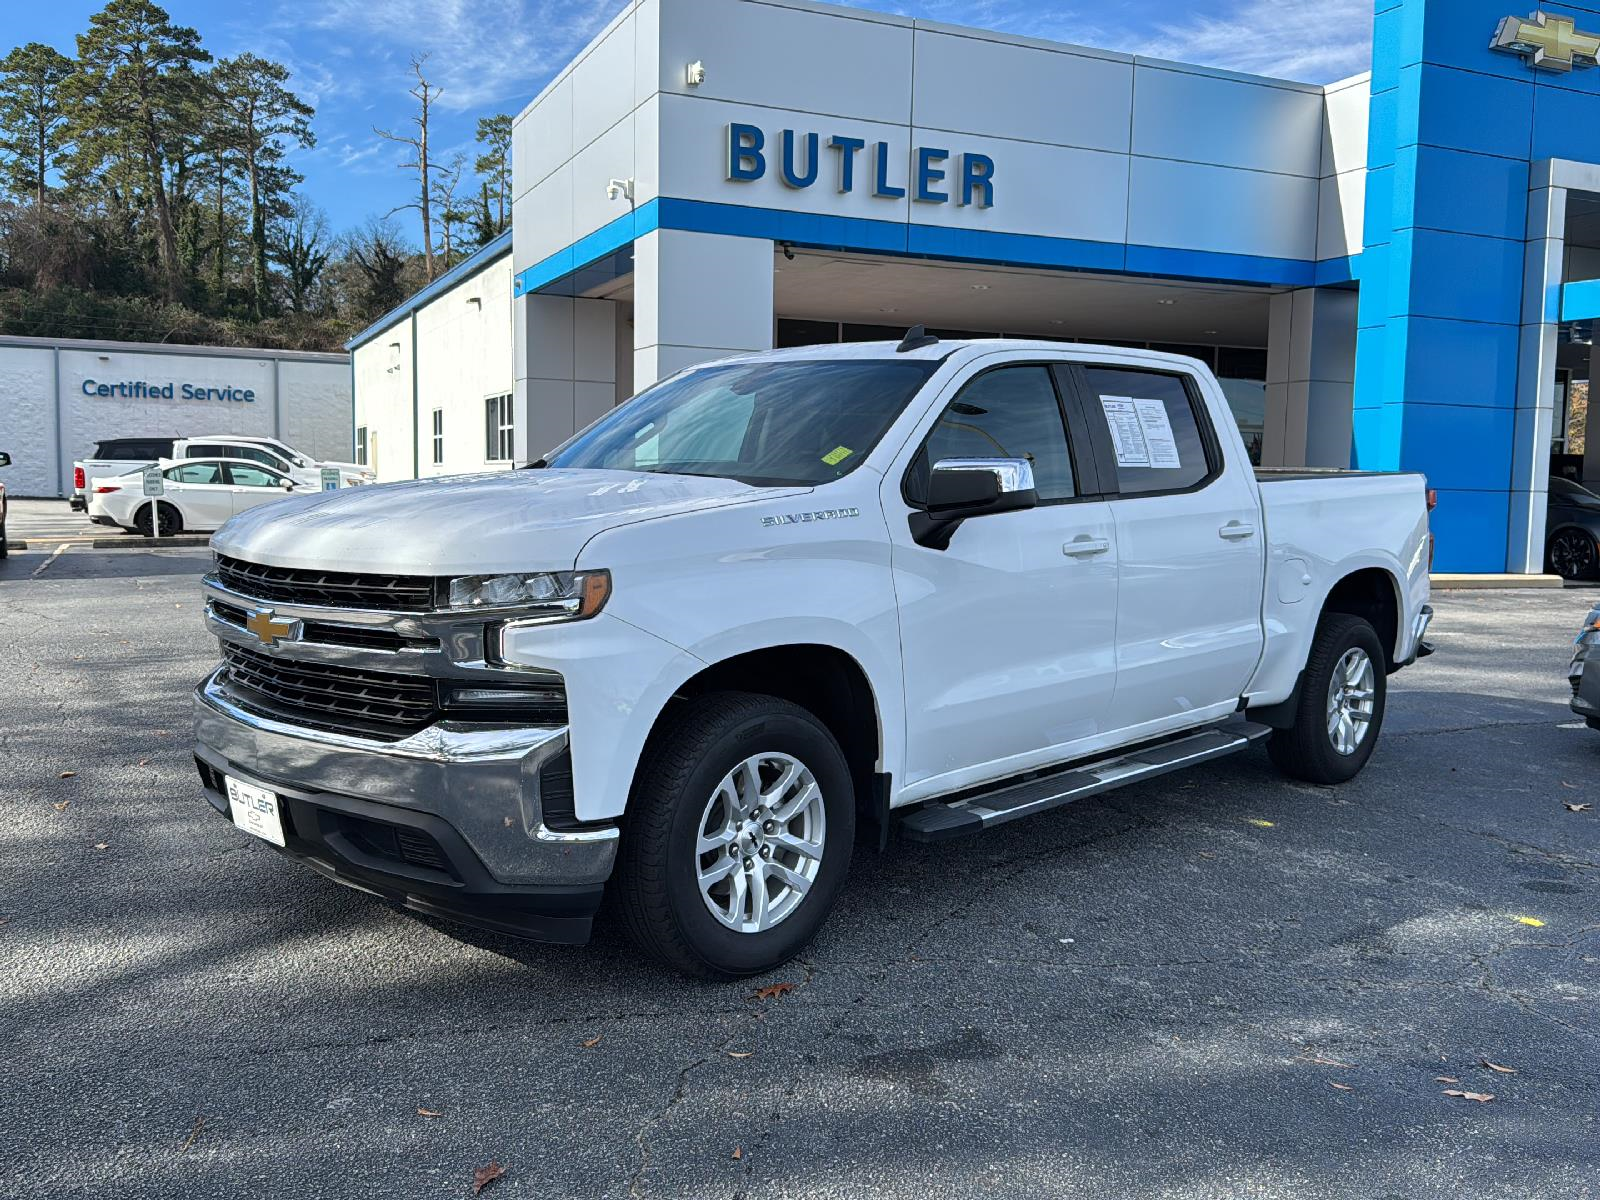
left=193, top=669, right=617, bottom=889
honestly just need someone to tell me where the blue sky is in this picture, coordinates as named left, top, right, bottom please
left=6, top=0, right=1373, bottom=236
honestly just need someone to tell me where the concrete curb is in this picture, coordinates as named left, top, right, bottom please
left=1430, top=573, right=1565, bottom=590
left=88, top=537, right=211, bottom=550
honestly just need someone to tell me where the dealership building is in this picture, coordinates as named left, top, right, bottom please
left=0, top=335, right=352, bottom=498
left=349, top=0, right=1600, bottom=574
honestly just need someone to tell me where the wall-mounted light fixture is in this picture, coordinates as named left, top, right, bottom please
left=685, top=60, right=706, bottom=86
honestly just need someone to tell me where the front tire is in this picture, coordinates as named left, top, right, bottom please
left=1547, top=528, right=1598, bottom=580
left=1267, top=613, right=1388, bottom=785
left=613, top=692, right=855, bottom=979
left=0, top=515, right=7, bottom=559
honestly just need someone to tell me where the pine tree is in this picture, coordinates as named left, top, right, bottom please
left=211, top=53, right=313, bottom=320
left=473, top=113, right=511, bottom=234
left=0, top=42, right=75, bottom=206
left=66, top=0, right=211, bottom=302
left=375, top=55, right=440, bottom=281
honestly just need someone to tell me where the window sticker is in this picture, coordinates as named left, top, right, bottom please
left=821, top=445, right=854, bottom=466
left=1099, top=396, right=1182, bottom=470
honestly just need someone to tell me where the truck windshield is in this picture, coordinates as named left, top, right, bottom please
left=544, top=359, right=938, bottom=486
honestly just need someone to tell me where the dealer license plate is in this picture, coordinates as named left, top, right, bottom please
left=226, top=775, right=286, bottom=847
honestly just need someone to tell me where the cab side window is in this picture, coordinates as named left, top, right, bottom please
left=166, top=462, right=223, bottom=485
left=906, top=366, right=1076, bottom=505
left=1080, top=367, right=1214, bottom=496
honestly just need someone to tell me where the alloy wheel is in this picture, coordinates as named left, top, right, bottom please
left=1326, top=647, right=1376, bottom=756
left=695, top=752, right=825, bottom=934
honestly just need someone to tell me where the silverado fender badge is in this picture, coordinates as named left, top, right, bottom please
left=245, top=608, right=302, bottom=647
left=761, top=507, right=861, bottom=528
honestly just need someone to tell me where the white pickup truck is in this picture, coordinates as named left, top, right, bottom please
left=193, top=334, right=1433, bottom=977
left=74, top=434, right=371, bottom=519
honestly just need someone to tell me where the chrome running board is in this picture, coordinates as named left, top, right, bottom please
left=897, top=720, right=1273, bottom=843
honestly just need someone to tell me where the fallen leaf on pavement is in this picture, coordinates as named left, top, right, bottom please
left=137, top=758, right=151, bottom=767
left=1564, top=803, right=1591, bottom=813
left=732, top=1146, right=742, bottom=1160
left=1246, top=818, right=1275, bottom=828
left=1443, top=1090, right=1494, bottom=1103
left=93, top=843, right=107, bottom=851
left=179, top=1115, right=205, bottom=1153
left=416, top=1107, right=442, bottom=1118
left=1329, top=1082, right=1353, bottom=1091
left=52, top=801, right=69, bottom=813
left=1306, top=1054, right=1354, bottom=1068
left=727, top=1051, right=753, bottom=1059
left=750, top=982, right=795, bottom=1001
left=581, top=1036, right=602, bottom=1048
left=1514, top=916, right=1546, bottom=927
left=472, top=1161, right=505, bottom=1194
left=59, top=770, right=76, bottom=779
left=1436, top=1076, right=1460, bottom=1084
left=1481, top=1060, right=1517, bottom=1074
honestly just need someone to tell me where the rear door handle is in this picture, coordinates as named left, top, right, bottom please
left=1219, top=520, right=1256, bottom=540
left=1063, top=536, right=1111, bottom=558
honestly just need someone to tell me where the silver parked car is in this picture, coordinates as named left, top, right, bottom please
left=1570, top=602, right=1600, bottom=730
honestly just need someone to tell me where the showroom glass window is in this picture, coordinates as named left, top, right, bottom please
left=1080, top=366, right=1215, bottom=495
left=906, top=366, right=1076, bottom=505
left=485, top=394, right=514, bottom=461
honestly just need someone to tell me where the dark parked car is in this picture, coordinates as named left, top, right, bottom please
left=1546, top=477, right=1600, bottom=579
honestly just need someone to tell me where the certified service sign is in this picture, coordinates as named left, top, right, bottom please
left=1492, top=10, right=1600, bottom=71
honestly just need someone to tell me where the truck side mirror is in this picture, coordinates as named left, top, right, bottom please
left=0, top=452, right=11, bottom=468
left=911, top=457, right=1038, bottom=549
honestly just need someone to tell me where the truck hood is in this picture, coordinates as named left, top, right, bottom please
left=211, top=468, right=801, bottom=574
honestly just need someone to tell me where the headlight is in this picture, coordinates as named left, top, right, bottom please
left=444, top=569, right=610, bottom=620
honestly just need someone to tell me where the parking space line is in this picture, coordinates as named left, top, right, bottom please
left=31, top=543, right=71, bottom=579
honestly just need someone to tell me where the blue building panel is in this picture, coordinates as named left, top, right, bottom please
left=1396, top=145, right=1529, bottom=241
left=1384, top=228, right=1526, bottom=325
left=1395, top=402, right=1516, bottom=491
left=1426, top=488, right=1513, bottom=573
left=1531, top=84, right=1600, bottom=161
left=1406, top=64, right=1534, bottom=161
left=1390, top=317, right=1523, bottom=409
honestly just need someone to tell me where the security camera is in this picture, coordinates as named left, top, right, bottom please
left=606, top=178, right=635, bottom=202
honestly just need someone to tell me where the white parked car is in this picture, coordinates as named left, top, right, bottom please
left=96, top=457, right=305, bottom=537
left=195, top=334, right=1433, bottom=978
left=76, top=434, right=372, bottom=520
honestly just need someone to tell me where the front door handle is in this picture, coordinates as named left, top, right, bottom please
left=1063, top=536, right=1111, bottom=558
left=1219, top=520, right=1256, bottom=540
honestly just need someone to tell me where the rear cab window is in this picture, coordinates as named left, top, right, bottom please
left=1074, top=366, right=1218, bottom=496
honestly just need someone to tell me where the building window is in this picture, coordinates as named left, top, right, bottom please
left=485, top=393, right=514, bottom=462
left=431, top=408, right=444, bottom=465
left=355, top=426, right=368, bottom=466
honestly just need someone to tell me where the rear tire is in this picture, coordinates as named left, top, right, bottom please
left=1546, top=527, right=1598, bottom=580
left=0, top=515, right=8, bottom=559
left=1267, top=613, right=1387, bottom=785
left=134, top=502, right=182, bottom=538
left=613, top=691, right=855, bottom=979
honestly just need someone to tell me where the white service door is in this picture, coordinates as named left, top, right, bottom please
left=886, top=363, right=1119, bottom=795
left=1075, top=364, right=1266, bottom=731
left=163, top=462, right=233, bottom=529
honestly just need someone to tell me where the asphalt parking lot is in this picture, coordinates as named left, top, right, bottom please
left=2, top=545, right=1598, bottom=1199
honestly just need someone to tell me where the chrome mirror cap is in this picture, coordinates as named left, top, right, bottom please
left=930, top=457, right=1036, bottom=495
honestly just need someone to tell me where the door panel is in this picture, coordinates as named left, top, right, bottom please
left=1072, top=365, right=1265, bottom=731
left=888, top=362, right=1119, bottom=796
left=164, top=461, right=232, bottom=528
left=223, top=463, right=295, bottom=516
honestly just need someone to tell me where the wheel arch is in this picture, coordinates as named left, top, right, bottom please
left=641, top=643, right=886, bottom=826
left=1319, top=565, right=1403, bottom=671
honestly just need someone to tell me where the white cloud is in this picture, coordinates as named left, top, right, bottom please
left=1143, top=0, right=1374, bottom=83
left=301, top=0, right=627, bottom=112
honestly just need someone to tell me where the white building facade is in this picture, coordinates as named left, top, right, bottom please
left=0, top=335, right=351, bottom=498
left=351, top=0, right=1600, bottom=574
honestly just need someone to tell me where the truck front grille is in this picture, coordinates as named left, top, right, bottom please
left=219, top=643, right=437, bottom=741
left=215, top=554, right=434, bottom=612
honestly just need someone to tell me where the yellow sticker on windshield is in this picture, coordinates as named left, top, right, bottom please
left=822, top=445, right=853, bottom=466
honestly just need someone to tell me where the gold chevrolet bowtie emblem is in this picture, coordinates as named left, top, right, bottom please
left=1493, top=11, right=1600, bottom=72
left=245, top=608, right=300, bottom=647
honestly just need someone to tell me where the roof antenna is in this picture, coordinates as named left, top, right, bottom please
left=896, top=324, right=939, bottom=353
